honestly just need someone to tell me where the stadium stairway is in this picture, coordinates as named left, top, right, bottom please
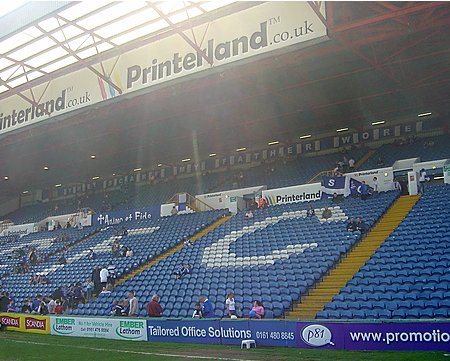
left=354, top=149, right=376, bottom=169
left=286, top=194, right=420, bottom=319
left=114, top=215, right=231, bottom=285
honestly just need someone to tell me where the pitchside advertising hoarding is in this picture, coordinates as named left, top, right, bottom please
left=2, top=314, right=450, bottom=350
left=0, top=2, right=327, bottom=135
left=146, top=320, right=450, bottom=350
left=50, top=316, right=147, bottom=341
left=0, top=313, right=49, bottom=334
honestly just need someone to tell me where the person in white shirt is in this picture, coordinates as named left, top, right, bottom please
left=419, top=168, right=428, bottom=194
left=244, top=210, right=253, bottom=219
left=372, top=177, right=378, bottom=194
left=225, top=292, right=237, bottom=318
left=128, top=291, right=138, bottom=317
left=100, top=267, right=109, bottom=288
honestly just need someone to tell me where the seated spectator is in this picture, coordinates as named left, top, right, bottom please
left=376, top=157, right=384, bottom=167
left=173, top=264, right=192, bottom=279
left=58, top=254, right=67, bottom=265
left=111, top=300, right=121, bottom=316
left=122, top=299, right=130, bottom=316
left=306, top=205, right=315, bottom=217
left=37, top=300, right=48, bottom=315
left=244, top=210, right=254, bottom=219
left=322, top=207, right=332, bottom=219
left=21, top=299, right=32, bottom=313
left=99, top=286, right=111, bottom=296
left=7, top=300, right=17, bottom=313
left=183, top=238, right=192, bottom=247
left=171, top=206, right=178, bottom=216
left=355, top=217, right=368, bottom=234
left=192, top=303, right=203, bottom=318
left=147, top=294, right=163, bottom=317
left=331, top=193, right=343, bottom=204
left=249, top=301, right=265, bottom=319
left=125, top=248, right=133, bottom=257
left=346, top=218, right=357, bottom=232
left=88, top=249, right=97, bottom=260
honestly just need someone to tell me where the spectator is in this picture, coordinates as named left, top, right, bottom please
left=100, top=266, right=109, bottom=289
left=249, top=300, right=265, bottom=319
left=376, top=157, right=384, bottom=167
left=107, top=262, right=116, bottom=286
left=306, top=205, right=315, bottom=217
left=322, top=207, right=332, bottom=219
left=37, top=300, right=48, bottom=315
left=125, top=248, right=134, bottom=257
left=192, top=303, right=203, bottom=318
left=199, top=295, right=213, bottom=318
left=7, top=300, right=17, bottom=313
left=360, top=181, right=370, bottom=200
left=331, top=193, right=342, bottom=204
left=419, top=168, right=428, bottom=194
left=173, top=264, right=191, bottom=279
left=171, top=206, right=178, bottom=216
left=54, top=300, right=63, bottom=314
left=146, top=294, right=163, bottom=317
left=87, top=249, right=97, bottom=260
left=111, top=300, right=124, bottom=317
left=21, top=299, right=32, bottom=313
left=31, top=295, right=41, bottom=314
left=58, top=254, right=67, bottom=265
left=225, top=292, right=237, bottom=318
left=373, top=177, right=378, bottom=194
left=82, top=278, right=94, bottom=300
left=355, top=217, right=368, bottom=234
left=99, top=286, right=111, bottom=296
left=91, top=266, right=102, bottom=295
left=47, top=298, right=56, bottom=314
left=72, top=283, right=85, bottom=306
left=348, top=158, right=355, bottom=171
left=346, top=218, right=356, bottom=232
left=183, top=238, right=193, bottom=247
left=244, top=209, right=254, bottom=219
left=128, top=291, right=138, bottom=317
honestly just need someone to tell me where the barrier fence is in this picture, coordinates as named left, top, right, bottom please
left=1, top=314, right=449, bottom=351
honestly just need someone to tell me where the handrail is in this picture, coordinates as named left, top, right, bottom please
left=167, top=192, right=214, bottom=212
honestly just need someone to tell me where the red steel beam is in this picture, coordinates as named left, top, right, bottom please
left=331, top=2, right=447, bottom=33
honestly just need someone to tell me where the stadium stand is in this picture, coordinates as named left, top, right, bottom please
left=0, top=210, right=225, bottom=312
left=317, top=183, right=450, bottom=320
left=1, top=148, right=367, bottom=225
left=74, top=190, right=398, bottom=318
left=360, top=134, right=450, bottom=170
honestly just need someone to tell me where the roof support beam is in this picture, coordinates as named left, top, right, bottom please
left=148, top=3, right=213, bottom=66
left=331, top=2, right=446, bottom=33
left=35, top=24, right=123, bottom=95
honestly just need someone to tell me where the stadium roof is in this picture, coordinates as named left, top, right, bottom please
left=1, top=1, right=450, bottom=197
left=0, top=0, right=250, bottom=98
